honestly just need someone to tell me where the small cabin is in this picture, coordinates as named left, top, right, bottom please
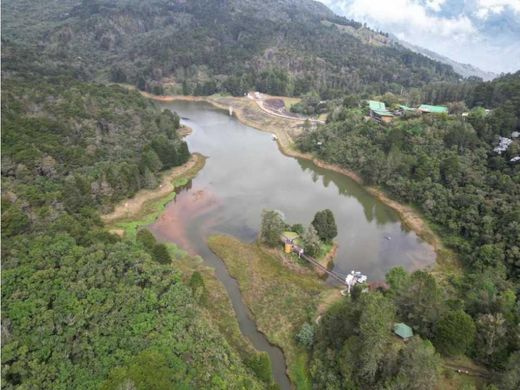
left=281, top=231, right=300, bottom=253
left=393, top=322, right=413, bottom=341
left=368, top=100, right=394, bottom=123
left=417, top=104, right=448, bottom=114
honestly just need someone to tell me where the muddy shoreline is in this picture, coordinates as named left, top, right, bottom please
left=102, top=152, right=206, bottom=224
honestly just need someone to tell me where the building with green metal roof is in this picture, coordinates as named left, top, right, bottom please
left=418, top=104, right=448, bottom=114
left=393, top=322, right=413, bottom=340
left=368, top=100, right=394, bottom=123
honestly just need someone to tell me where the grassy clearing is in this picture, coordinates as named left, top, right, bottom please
left=438, top=368, right=486, bottom=390
left=208, top=234, right=337, bottom=389
left=281, top=96, right=301, bottom=110
left=317, top=113, right=328, bottom=122
left=317, top=241, right=333, bottom=260
left=112, top=191, right=177, bottom=240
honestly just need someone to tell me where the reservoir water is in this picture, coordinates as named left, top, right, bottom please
left=150, top=100, right=436, bottom=388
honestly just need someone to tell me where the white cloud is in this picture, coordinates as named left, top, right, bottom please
left=318, top=0, right=520, bottom=73
left=476, top=0, right=520, bottom=19
left=426, top=0, right=446, bottom=12
left=329, top=0, right=476, bottom=40
left=478, top=0, right=520, bottom=12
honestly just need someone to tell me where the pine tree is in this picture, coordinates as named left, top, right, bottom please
left=311, top=209, right=337, bottom=242
left=152, top=243, right=171, bottom=264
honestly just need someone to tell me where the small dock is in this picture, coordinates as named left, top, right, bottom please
left=281, top=234, right=347, bottom=285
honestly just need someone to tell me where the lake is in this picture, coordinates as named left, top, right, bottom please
left=149, top=100, right=436, bottom=388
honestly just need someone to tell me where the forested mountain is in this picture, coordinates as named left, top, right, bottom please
left=2, top=0, right=459, bottom=97
left=1, top=39, right=267, bottom=389
left=2, top=0, right=519, bottom=388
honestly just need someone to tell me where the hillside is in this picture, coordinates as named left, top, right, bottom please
left=394, top=36, right=497, bottom=81
left=1, top=40, right=267, bottom=389
left=2, top=0, right=459, bottom=97
left=296, top=73, right=520, bottom=388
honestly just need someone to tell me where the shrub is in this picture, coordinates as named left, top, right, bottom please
left=246, top=352, right=273, bottom=384
left=188, top=271, right=207, bottom=303
left=136, top=228, right=157, bottom=250
left=296, top=322, right=315, bottom=348
left=152, top=243, right=171, bottom=264
left=435, top=310, right=476, bottom=356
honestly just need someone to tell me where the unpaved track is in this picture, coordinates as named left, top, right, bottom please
left=254, top=97, right=324, bottom=124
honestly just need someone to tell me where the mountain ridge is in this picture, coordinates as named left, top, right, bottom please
left=2, top=0, right=460, bottom=96
left=392, top=35, right=498, bottom=81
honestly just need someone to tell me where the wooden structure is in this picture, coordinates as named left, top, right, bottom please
left=280, top=233, right=347, bottom=285
left=281, top=231, right=299, bottom=253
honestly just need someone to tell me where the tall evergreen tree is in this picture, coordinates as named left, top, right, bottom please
left=311, top=209, right=338, bottom=242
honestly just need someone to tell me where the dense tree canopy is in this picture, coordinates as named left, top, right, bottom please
left=1, top=47, right=263, bottom=389
left=2, top=0, right=460, bottom=98
left=298, top=73, right=520, bottom=385
left=434, top=310, right=476, bottom=356
left=311, top=209, right=338, bottom=242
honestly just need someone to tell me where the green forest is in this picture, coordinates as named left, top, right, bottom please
left=297, top=72, right=520, bottom=388
left=1, top=43, right=266, bottom=389
left=2, top=0, right=459, bottom=98
left=2, top=0, right=520, bottom=389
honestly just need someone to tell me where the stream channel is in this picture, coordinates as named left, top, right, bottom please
left=149, top=101, right=436, bottom=389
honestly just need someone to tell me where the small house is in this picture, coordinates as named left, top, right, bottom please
left=395, top=105, right=417, bottom=117
left=281, top=231, right=300, bottom=253
left=399, top=105, right=415, bottom=112
left=368, top=100, right=394, bottom=123
left=417, top=104, right=449, bottom=114
left=393, top=322, right=413, bottom=340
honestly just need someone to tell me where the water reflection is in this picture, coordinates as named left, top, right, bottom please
left=153, top=101, right=436, bottom=281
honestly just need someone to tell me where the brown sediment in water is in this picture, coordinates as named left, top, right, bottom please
left=143, top=91, right=449, bottom=266
left=150, top=187, right=222, bottom=256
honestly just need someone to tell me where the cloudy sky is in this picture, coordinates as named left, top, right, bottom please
left=318, top=0, right=520, bottom=74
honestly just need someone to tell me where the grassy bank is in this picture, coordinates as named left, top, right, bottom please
left=208, top=234, right=336, bottom=389
left=103, top=153, right=206, bottom=242
left=173, top=255, right=276, bottom=386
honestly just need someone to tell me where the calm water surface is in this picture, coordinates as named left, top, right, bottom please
left=149, top=101, right=436, bottom=388
left=152, top=101, right=435, bottom=279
